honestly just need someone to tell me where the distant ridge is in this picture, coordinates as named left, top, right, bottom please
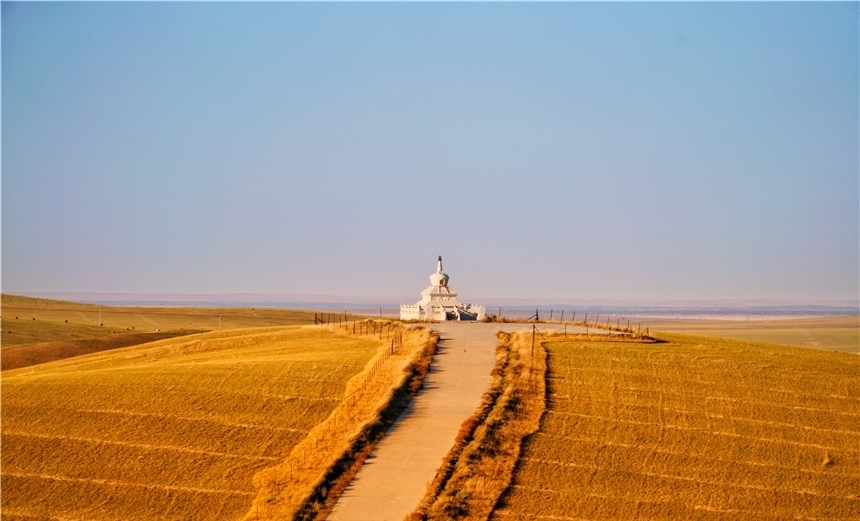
left=21, top=292, right=860, bottom=307
left=18, top=292, right=859, bottom=318
left=23, top=292, right=414, bottom=306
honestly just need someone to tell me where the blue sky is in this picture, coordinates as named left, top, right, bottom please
left=2, top=2, right=858, bottom=301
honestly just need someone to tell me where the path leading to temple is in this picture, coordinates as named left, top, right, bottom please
left=327, top=322, right=583, bottom=521
left=327, top=322, right=498, bottom=521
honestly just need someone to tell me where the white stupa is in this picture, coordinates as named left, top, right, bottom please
left=400, top=256, right=486, bottom=321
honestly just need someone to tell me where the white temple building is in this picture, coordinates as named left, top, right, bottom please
left=400, top=256, right=486, bottom=321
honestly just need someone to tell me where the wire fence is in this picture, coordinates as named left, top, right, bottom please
left=313, top=312, right=407, bottom=404
left=491, top=308, right=650, bottom=338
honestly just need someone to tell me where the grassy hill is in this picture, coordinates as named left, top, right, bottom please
left=1, top=329, right=204, bottom=371
left=2, top=294, right=322, bottom=334
left=489, top=332, right=860, bottom=520
left=1, top=294, right=328, bottom=370
left=1, top=324, right=425, bottom=521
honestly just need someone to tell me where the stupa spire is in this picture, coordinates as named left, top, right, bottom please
left=400, top=255, right=485, bottom=321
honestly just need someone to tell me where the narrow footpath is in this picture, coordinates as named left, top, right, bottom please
left=327, top=322, right=500, bottom=521
left=328, top=322, right=582, bottom=520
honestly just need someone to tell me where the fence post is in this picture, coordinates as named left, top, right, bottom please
left=532, top=325, right=535, bottom=357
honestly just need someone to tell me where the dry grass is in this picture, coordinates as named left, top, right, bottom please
left=243, top=323, right=435, bottom=521
left=411, top=330, right=547, bottom=521
left=1, top=330, right=203, bottom=371
left=491, top=332, right=860, bottom=520
left=1, top=294, right=322, bottom=334
left=1, top=294, right=328, bottom=370
left=642, top=315, right=859, bottom=354
left=1, top=324, right=426, bottom=521
left=2, top=314, right=118, bottom=348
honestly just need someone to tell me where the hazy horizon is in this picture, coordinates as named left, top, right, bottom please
left=3, top=3, right=858, bottom=301
left=14, top=290, right=859, bottom=311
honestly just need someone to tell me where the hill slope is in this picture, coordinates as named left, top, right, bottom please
left=491, top=333, right=860, bottom=520
left=1, top=326, right=386, bottom=521
left=1, top=294, right=325, bottom=370
left=2, top=293, right=321, bottom=334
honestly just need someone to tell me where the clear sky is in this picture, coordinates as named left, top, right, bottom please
left=2, top=2, right=858, bottom=302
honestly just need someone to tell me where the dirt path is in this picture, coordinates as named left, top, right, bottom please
left=327, top=322, right=576, bottom=521
left=327, top=323, right=499, bottom=520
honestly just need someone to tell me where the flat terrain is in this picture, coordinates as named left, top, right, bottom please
left=1, top=326, right=383, bottom=521
left=492, top=333, right=860, bottom=520
left=641, top=315, right=859, bottom=353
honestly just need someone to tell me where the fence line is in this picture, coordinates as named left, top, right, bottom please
left=313, top=313, right=407, bottom=404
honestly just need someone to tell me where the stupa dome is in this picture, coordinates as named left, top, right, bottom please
left=429, top=256, right=449, bottom=287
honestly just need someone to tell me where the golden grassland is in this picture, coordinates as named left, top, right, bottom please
left=642, top=315, right=859, bottom=354
left=1, top=294, right=322, bottom=335
left=1, top=329, right=202, bottom=371
left=415, top=330, right=547, bottom=521
left=1, top=294, right=326, bottom=370
left=490, top=332, right=860, bottom=520
left=244, top=324, right=435, bottom=521
left=1, top=323, right=430, bottom=521
left=2, top=313, right=117, bottom=348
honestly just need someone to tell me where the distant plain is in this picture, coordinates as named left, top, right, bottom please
left=640, top=315, right=858, bottom=354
